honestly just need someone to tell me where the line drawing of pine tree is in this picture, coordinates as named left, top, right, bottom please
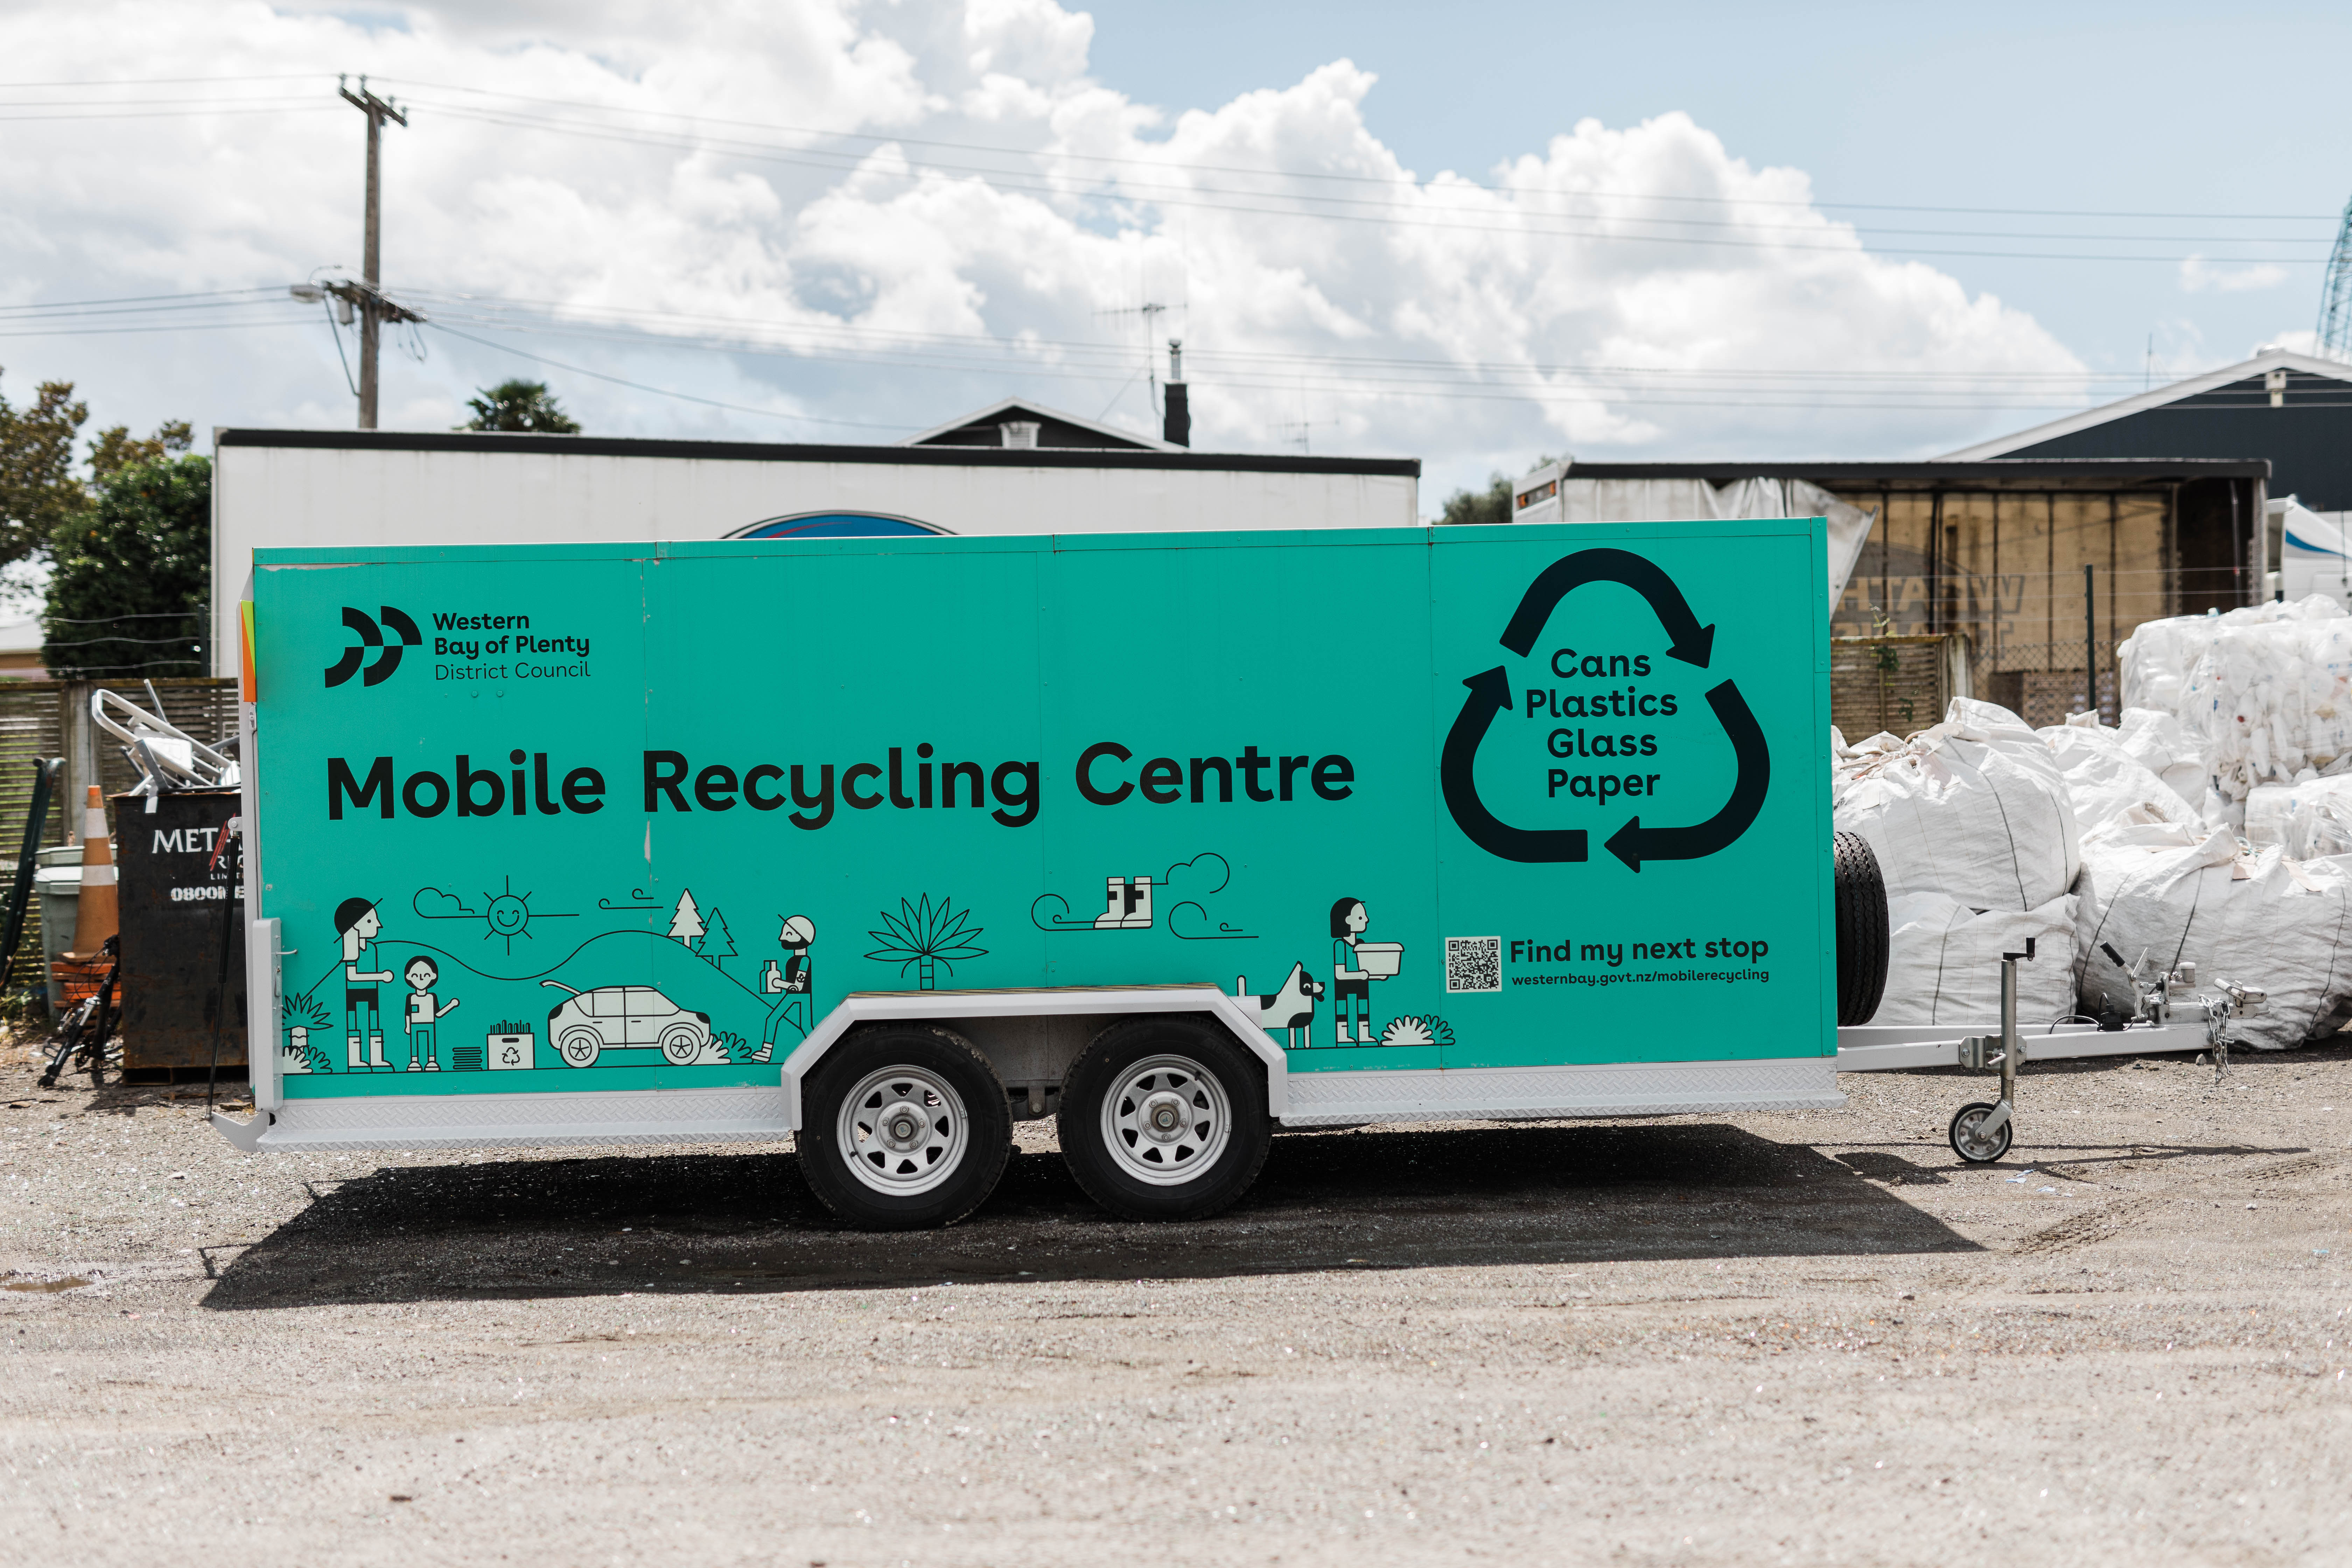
left=864, top=895, right=987, bottom=991
left=668, top=888, right=705, bottom=946
left=696, top=907, right=736, bottom=970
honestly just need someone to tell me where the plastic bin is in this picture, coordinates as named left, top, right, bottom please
left=34, top=845, right=83, bottom=1013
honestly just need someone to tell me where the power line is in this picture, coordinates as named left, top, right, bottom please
left=406, top=102, right=2330, bottom=263
left=0, top=106, right=339, bottom=123
left=0, top=287, right=281, bottom=313
left=5, top=73, right=2333, bottom=230
left=0, top=74, right=326, bottom=86
left=426, top=323, right=920, bottom=431
left=375, top=79, right=2338, bottom=223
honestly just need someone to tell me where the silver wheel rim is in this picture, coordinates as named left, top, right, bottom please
left=1101, top=1054, right=1232, bottom=1186
left=836, top=1064, right=969, bottom=1197
left=1953, top=1107, right=2003, bottom=1161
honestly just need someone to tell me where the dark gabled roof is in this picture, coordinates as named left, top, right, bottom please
left=1944, top=349, right=2352, bottom=460
left=903, top=397, right=1166, bottom=451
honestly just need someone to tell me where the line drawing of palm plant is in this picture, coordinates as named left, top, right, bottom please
left=864, top=895, right=988, bottom=991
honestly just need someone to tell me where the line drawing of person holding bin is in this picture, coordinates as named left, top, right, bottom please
left=1328, top=897, right=1401, bottom=1044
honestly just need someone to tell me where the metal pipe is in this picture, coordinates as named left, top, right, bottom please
left=2084, top=562, right=2097, bottom=721
left=2000, top=953, right=2018, bottom=1109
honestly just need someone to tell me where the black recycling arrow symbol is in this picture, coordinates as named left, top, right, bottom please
left=1499, top=547, right=1715, bottom=667
left=1442, top=666, right=1588, bottom=862
left=1603, top=679, right=1770, bottom=872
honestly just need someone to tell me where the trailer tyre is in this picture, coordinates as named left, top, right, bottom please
left=1948, top=1101, right=2013, bottom=1164
left=1834, top=830, right=1890, bottom=1026
left=1059, top=1017, right=1270, bottom=1222
left=798, top=1026, right=1010, bottom=1231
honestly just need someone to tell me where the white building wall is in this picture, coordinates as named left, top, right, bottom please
left=211, top=441, right=1419, bottom=678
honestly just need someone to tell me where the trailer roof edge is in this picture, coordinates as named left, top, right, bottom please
left=212, top=427, right=1421, bottom=478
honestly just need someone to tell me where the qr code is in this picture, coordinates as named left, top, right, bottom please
left=1446, top=935, right=1501, bottom=993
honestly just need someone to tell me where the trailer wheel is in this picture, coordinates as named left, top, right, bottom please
left=1948, top=1101, right=2013, bottom=1164
left=1058, top=1017, right=1270, bottom=1222
left=797, top=1026, right=1010, bottom=1231
left=1834, top=830, right=1890, bottom=1026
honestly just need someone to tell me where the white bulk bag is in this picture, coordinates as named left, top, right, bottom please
left=2037, top=715, right=2201, bottom=844
left=2073, top=827, right=2352, bottom=1050
left=1877, top=893, right=2078, bottom=1025
left=2114, top=706, right=2210, bottom=814
left=1833, top=699, right=2080, bottom=912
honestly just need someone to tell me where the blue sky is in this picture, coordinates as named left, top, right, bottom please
left=0, top=0, right=2343, bottom=503
left=1086, top=0, right=2345, bottom=379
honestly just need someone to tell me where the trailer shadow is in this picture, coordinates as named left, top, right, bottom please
left=202, top=1120, right=1982, bottom=1310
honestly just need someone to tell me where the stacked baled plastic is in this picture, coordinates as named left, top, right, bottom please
left=2118, top=594, right=2352, bottom=822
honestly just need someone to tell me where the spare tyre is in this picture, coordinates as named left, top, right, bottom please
left=1834, top=830, right=1889, bottom=1025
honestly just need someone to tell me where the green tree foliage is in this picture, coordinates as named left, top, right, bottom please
left=41, top=453, right=210, bottom=677
left=88, top=419, right=192, bottom=482
left=1436, top=455, right=1556, bottom=527
left=0, top=369, right=91, bottom=568
left=461, top=379, right=581, bottom=434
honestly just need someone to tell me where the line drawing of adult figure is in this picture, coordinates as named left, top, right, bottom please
left=334, top=897, right=393, bottom=1071
left=1330, top=897, right=1376, bottom=1045
left=754, top=914, right=817, bottom=1063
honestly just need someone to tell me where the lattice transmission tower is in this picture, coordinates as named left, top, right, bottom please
left=2320, top=195, right=2352, bottom=362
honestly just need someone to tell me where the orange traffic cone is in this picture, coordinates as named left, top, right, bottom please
left=64, top=786, right=117, bottom=962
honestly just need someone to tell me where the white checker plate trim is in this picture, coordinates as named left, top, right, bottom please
left=1278, top=1057, right=1842, bottom=1125
left=249, top=1087, right=790, bottom=1153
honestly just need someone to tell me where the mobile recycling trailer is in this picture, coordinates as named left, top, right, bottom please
left=213, top=518, right=1841, bottom=1226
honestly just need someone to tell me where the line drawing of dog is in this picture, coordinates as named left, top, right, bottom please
left=1236, top=962, right=1325, bottom=1050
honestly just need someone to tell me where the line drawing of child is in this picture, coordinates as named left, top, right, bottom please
left=1330, top=896, right=1380, bottom=1045
left=334, top=898, right=393, bottom=1072
left=401, top=955, right=461, bottom=1072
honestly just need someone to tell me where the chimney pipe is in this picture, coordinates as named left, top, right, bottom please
left=1162, top=338, right=1190, bottom=447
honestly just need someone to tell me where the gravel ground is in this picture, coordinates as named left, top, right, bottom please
left=0, top=1034, right=2347, bottom=1567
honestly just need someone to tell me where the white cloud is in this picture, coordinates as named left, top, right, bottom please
left=2179, top=254, right=2289, bottom=294
left=0, top=0, right=2086, bottom=497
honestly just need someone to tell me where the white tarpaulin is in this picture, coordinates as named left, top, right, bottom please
left=1833, top=698, right=2081, bottom=913
left=1545, top=476, right=1875, bottom=611
left=1878, top=892, right=2078, bottom=1024
left=2073, top=825, right=2352, bottom=1049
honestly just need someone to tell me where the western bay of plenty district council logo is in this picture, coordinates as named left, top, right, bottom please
left=324, top=606, right=423, bottom=688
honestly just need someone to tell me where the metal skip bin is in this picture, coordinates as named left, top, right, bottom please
left=115, top=788, right=246, bottom=1074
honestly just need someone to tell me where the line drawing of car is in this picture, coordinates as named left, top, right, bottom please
left=539, top=980, right=713, bottom=1068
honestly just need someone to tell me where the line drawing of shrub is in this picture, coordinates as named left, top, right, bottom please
left=864, top=895, right=988, bottom=991
left=282, top=989, right=332, bottom=1032
left=1379, top=1014, right=1455, bottom=1048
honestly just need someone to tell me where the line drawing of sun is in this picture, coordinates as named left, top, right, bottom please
left=482, top=876, right=542, bottom=955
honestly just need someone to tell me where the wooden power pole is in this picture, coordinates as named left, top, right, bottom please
left=338, top=76, right=415, bottom=429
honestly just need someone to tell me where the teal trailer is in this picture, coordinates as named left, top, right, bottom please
left=213, top=520, right=1844, bottom=1226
